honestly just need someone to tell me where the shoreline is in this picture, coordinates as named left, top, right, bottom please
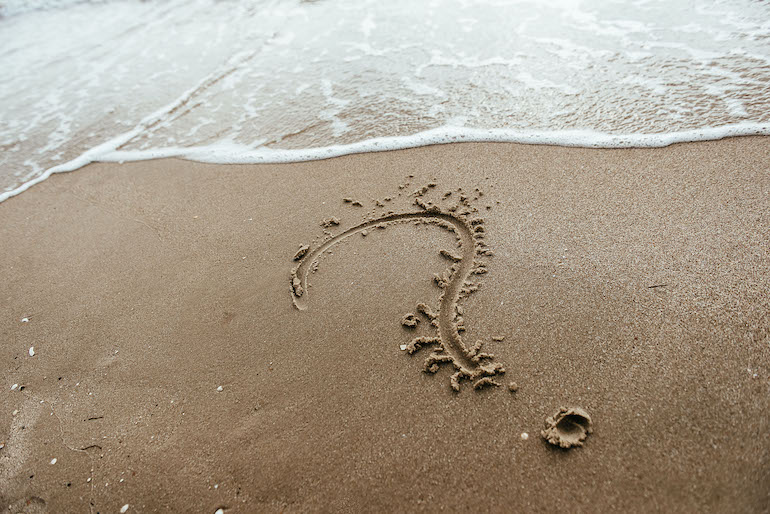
left=4, top=125, right=770, bottom=204
left=2, top=137, right=769, bottom=512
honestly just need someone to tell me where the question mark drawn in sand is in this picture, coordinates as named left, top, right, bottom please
left=290, top=184, right=506, bottom=391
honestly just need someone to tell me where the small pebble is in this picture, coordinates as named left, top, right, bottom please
left=520, top=432, right=529, bottom=440
left=12, top=410, right=18, bottom=416
left=21, top=317, right=29, bottom=323
left=120, top=505, right=130, bottom=513
left=215, top=509, right=225, bottom=514
left=50, top=458, right=57, bottom=465
left=11, top=384, right=18, bottom=390
left=28, top=347, right=35, bottom=357
left=399, top=344, right=407, bottom=351
left=216, top=386, right=223, bottom=392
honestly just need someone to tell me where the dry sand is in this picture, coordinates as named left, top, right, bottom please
left=1, top=137, right=769, bottom=512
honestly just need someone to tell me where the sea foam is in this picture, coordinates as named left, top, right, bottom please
left=1, top=0, right=769, bottom=202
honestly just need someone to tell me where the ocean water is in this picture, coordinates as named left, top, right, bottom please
left=1, top=0, right=769, bottom=201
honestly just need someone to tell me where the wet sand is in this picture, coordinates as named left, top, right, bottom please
left=1, top=137, right=769, bottom=512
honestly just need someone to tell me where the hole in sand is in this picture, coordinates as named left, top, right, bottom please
left=541, top=407, right=592, bottom=449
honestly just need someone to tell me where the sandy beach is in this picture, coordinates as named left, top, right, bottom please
left=1, top=137, right=769, bottom=512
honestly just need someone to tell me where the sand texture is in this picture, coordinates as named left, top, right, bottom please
left=1, top=137, right=769, bottom=512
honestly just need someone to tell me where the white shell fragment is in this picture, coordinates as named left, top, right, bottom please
left=216, top=386, right=223, bottom=392
left=28, top=347, right=35, bottom=356
left=21, top=317, right=29, bottom=323
left=399, top=344, right=407, bottom=351
left=11, top=384, right=18, bottom=390
left=50, top=458, right=57, bottom=465
left=120, top=505, right=130, bottom=513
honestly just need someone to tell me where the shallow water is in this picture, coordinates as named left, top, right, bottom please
left=1, top=0, right=769, bottom=200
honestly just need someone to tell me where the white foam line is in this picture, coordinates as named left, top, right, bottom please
left=100, top=123, right=770, bottom=163
left=2, top=122, right=769, bottom=203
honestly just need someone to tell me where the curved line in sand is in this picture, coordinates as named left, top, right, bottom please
left=290, top=209, right=504, bottom=390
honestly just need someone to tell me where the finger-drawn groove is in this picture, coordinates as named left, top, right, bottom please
left=290, top=192, right=505, bottom=391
